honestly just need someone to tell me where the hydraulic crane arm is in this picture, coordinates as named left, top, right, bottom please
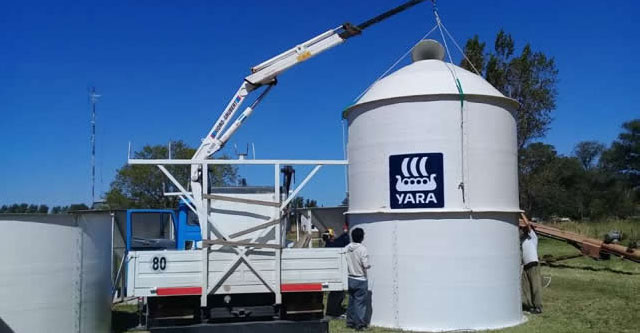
left=192, top=0, right=425, bottom=161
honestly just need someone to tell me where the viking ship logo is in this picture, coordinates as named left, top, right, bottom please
left=395, top=156, right=437, bottom=192
left=389, top=153, right=444, bottom=209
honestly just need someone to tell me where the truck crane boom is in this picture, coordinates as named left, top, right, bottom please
left=192, top=0, right=426, bottom=161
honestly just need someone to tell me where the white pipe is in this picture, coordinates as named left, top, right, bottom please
left=130, top=158, right=347, bottom=165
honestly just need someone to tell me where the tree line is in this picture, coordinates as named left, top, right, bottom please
left=520, top=121, right=638, bottom=220
left=0, top=203, right=89, bottom=214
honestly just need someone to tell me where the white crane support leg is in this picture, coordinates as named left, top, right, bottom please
left=274, top=164, right=282, bottom=304
left=200, top=164, right=209, bottom=308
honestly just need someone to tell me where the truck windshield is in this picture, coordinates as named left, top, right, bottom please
left=130, top=212, right=176, bottom=250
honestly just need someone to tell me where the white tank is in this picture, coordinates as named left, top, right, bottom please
left=0, top=213, right=112, bottom=333
left=345, top=40, right=524, bottom=331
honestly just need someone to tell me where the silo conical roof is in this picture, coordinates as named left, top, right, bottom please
left=351, top=59, right=518, bottom=109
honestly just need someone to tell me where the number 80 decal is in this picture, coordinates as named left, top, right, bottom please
left=152, top=256, right=167, bottom=271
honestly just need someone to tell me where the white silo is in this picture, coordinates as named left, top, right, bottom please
left=345, top=40, right=524, bottom=331
left=0, top=213, right=113, bottom=333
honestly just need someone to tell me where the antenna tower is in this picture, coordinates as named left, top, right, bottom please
left=89, top=87, right=101, bottom=205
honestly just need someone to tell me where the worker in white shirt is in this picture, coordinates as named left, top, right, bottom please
left=520, top=218, right=543, bottom=314
left=345, top=227, right=371, bottom=331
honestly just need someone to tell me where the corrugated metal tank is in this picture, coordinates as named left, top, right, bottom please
left=345, top=40, right=524, bottom=331
left=0, top=213, right=112, bottom=333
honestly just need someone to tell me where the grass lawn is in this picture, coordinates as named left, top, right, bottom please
left=330, top=236, right=640, bottom=333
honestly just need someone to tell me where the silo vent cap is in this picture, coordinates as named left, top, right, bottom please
left=411, top=39, right=445, bottom=62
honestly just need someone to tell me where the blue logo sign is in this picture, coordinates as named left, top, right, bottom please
left=389, top=153, right=444, bottom=209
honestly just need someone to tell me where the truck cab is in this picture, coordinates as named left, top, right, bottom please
left=125, top=202, right=201, bottom=252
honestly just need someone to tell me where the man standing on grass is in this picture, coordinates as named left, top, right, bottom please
left=345, top=227, right=371, bottom=331
left=521, top=218, right=543, bottom=314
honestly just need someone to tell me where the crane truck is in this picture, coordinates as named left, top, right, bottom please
left=121, top=0, right=427, bottom=327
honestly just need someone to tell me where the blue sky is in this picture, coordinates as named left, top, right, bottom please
left=1, top=0, right=639, bottom=207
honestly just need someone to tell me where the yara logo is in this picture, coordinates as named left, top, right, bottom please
left=395, top=156, right=437, bottom=192
left=389, top=153, right=444, bottom=209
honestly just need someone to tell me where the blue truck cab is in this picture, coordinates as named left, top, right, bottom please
left=125, top=201, right=202, bottom=252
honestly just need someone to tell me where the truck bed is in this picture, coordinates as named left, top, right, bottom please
left=126, top=247, right=347, bottom=297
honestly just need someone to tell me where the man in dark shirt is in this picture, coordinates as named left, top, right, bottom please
left=325, top=227, right=350, bottom=318
left=326, top=229, right=350, bottom=248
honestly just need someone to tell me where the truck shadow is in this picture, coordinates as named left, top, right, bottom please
left=112, top=309, right=141, bottom=333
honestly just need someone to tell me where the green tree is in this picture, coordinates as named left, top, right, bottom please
left=519, top=121, right=639, bottom=220
left=68, top=204, right=89, bottom=211
left=37, top=205, right=49, bottom=214
left=50, top=205, right=70, bottom=213
left=519, top=143, right=583, bottom=219
left=291, top=196, right=319, bottom=208
left=586, top=170, right=635, bottom=219
left=0, top=205, right=7, bottom=213
left=460, top=35, right=485, bottom=74
left=601, top=119, right=640, bottom=188
left=573, top=141, right=605, bottom=170
left=461, top=29, right=558, bottom=149
left=105, top=140, right=237, bottom=209
left=597, top=119, right=640, bottom=217
left=27, top=204, right=38, bottom=213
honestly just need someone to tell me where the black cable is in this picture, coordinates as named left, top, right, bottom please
left=338, top=0, right=426, bottom=39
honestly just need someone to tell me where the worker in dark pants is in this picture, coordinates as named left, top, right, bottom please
left=324, top=228, right=350, bottom=318
left=345, top=228, right=370, bottom=330
left=520, top=219, right=543, bottom=314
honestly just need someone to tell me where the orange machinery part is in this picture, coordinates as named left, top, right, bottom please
left=519, top=214, right=639, bottom=263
